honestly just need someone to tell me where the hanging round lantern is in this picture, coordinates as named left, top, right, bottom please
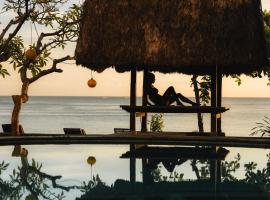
left=87, top=71, right=97, bottom=88
left=25, top=48, right=37, bottom=60
left=87, top=156, right=96, bottom=166
left=20, top=148, right=28, bottom=157
left=87, top=78, right=97, bottom=88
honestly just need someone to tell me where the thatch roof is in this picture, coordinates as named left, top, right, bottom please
left=75, top=0, right=268, bottom=75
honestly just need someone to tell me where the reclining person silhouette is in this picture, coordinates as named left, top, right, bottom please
left=146, top=72, right=199, bottom=106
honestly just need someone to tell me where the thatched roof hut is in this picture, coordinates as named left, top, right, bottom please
left=75, top=0, right=268, bottom=75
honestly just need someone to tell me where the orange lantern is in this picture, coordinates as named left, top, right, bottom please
left=20, top=148, right=28, bottom=157
left=25, top=48, right=37, bottom=60
left=87, top=156, right=96, bottom=166
left=87, top=78, right=97, bottom=88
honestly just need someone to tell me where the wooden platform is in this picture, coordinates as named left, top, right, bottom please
left=121, top=146, right=229, bottom=160
left=0, top=133, right=269, bottom=148
left=114, top=131, right=225, bottom=136
left=120, top=105, right=229, bottom=114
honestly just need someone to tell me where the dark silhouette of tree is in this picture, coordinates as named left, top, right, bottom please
left=1, top=146, right=77, bottom=199
left=0, top=0, right=81, bottom=135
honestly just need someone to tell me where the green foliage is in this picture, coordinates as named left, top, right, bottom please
left=0, top=158, right=67, bottom=200
left=151, top=152, right=270, bottom=192
left=0, top=161, right=9, bottom=175
left=0, top=36, right=23, bottom=76
left=243, top=153, right=270, bottom=189
left=3, top=0, right=67, bottom=26
left=222, top=153, right=241, bottom=181
left=80, top=175, right=111, bottom=195
left=0, top=0, right=81, bottom=80
left=229, top=74, right=242, bottom=86
left=150, top=114, right=164, bottom=132
left=0, top=64, right=10, bottom=77
left=251, top=116, right=270, bottom=137
left=152, top=165, right=184, bottom=182
left=193, top=74, right=242, bottom=107
left=197, top=160, right=211, bottom=179
left=10, top=43, right=51, bottom=76
left=263, top=10, right=270, bottom=58
left=197, top=75, right=211, bottom=105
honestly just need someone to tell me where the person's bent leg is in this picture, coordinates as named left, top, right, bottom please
left=177, top=93, right=199, bottom=106
left=163, top=87, right=183, bottom=105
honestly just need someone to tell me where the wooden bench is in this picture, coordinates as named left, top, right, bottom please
left=1, top=124, right=24, bottom=135
left=121, top=146, right=229, bottom=160
left=120, top=105, right=229, bottom=114
left=114, top=131, right=225, bottom=137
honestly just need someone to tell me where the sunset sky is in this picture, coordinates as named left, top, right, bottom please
left=0, top=0, right=270, bottom=97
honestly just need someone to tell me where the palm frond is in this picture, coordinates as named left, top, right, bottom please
left=251, top=116, right=270, bottom=137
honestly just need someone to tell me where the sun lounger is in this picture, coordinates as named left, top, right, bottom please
left=63, top=128, right=86, bottom=135
left=1, top=124, right=24, bottom=135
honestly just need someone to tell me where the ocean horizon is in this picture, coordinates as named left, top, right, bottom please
left=1, top=96, right=270, bottom=135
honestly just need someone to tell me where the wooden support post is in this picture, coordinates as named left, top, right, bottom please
left=130, top=66, right=137, bottom=184
left=130, top=67, right=137, bottom=132
left=141, top=68, right=148, bottom=183
left=210, top=68, right=217, bottom=192
left=141, top=68, right=148, bottom=132
left=216, top=66, right=223, bottom=187
left=210, top=71, right=217, bottom=133
left=217, top=68, right=222, bottom=134
left=142, top=157, right=150, bottom=184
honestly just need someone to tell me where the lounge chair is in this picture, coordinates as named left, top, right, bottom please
left=1, top=124, right=24, bottom=135
left=63, top=128, right=86, bottom=135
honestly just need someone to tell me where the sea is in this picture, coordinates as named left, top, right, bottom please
left=0, top=96, right=269, bottom=199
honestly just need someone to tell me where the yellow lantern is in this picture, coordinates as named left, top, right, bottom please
left=87, top=156, right=96, bottom=166
left=25, top=48, right=37, bottom=60
left=87, top=78, right=97, bottom=88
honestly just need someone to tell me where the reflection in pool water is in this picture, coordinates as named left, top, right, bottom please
left=0, top=145, right=269, bottom=200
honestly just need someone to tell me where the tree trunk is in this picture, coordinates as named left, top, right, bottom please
left=11, top=95, right=22, bottom=136
left=191, top=160, right=201, bottom=180
left=191, top=76, right=203, bottom=180
left=11, top=82, right=29, bottom=136
left=192, top=75, right=204, bottom=132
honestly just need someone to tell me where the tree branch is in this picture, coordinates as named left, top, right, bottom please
left=21, top=156, right=76, bottom=194
left=27, top=165, right=77, bottom=192
left=191, top=160, right=201, bottom=180
left=0, top=0, right=30, bottom=57
left=0, top=19, right=19, bottom=41
left=36, top=20, right=80, bottom=52
left=29, top=55, right=72, bottom=84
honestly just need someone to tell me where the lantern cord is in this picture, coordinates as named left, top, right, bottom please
left=30, top=20, right=32, bottom=45
left=91, top=165, right=93, bottom=181
left=33, top=22, right=40, bottom=39
left=91, top=70, right=93, bottom=79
